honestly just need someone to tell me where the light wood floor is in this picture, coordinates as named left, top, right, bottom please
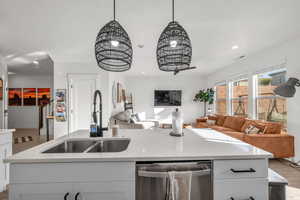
left=0, top=158, right=299, bottom=199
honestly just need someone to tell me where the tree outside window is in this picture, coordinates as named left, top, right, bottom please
left=231, top=79, right=248, bottom=117
left=256, top=69, right=287, bottom=130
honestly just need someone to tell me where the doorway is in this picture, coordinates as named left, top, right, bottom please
left=68, top=74, right=100, bottom=133
left=6, top=53, right=54, bottom=153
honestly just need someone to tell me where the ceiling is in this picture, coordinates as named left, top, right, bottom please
left=7, top=52, right=54, bottom=76
left=1, top=0, right=300, bottom=76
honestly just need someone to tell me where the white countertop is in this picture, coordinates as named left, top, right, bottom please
left=6, top=128, right=272, bottom=163
left=0, top=129, right=15, bottom=135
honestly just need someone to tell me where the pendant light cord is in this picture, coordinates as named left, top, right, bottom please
left=172, top=0, right=175, bottom=21
left=113, top=0, right=116, bottom=20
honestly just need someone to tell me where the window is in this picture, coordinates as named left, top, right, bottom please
left=231, top=79, right=248, bottom=117
left=255, top=69, right=287, bottom=129
left=215, top=83, right=227, bottom=115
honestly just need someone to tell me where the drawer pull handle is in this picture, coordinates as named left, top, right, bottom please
left=230, top=168, right=256, bottom=173
left=64, top=193, right=69, bottom=200
left=230, top=197, right=255, bottom=200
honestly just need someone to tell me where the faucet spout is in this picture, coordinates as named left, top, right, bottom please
left=92, top=90, right=108, bottom=137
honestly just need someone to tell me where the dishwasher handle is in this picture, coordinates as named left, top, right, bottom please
left=138, top=168, right=211, bottom=178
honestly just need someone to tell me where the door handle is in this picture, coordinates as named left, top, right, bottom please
left=75, top=192, right=81, bottom=200
left=230, top=197, right=254, bottom=200
left=64, top=192, right=69, bottom=200
left=230, top=168, right=256, bottom=173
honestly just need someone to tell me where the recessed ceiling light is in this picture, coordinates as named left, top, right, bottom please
left=8, top=71, right=16, bottom=75
left=232, top=45, right=239, bottom=50
left=137, top=44, right=144, bottom=48
left=141, top=72, right=145, bottom=75
left=33, top=60, right=39, bottom=65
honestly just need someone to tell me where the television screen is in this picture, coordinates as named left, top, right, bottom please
left=154, top=90, right=182, bottom=106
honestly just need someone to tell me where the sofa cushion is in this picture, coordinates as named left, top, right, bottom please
left=223, top=116, right=246, bottom=131
left=210, top=126, right=236, bottom=133
left=196, top=118, right=207, bottom=123
left=222, top=131, right=245, bottom=141
left=241, top=120, right=266, bottom=134
left=215, top=114, right=227, bottom=126
left=263, top=122, right=282, bottom=134
left=208, top=115, right=217, bottom=120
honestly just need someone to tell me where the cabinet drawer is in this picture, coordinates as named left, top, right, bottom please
left=214, top=159, right=267, bottom=180
left=214, top=179, right=268, bottom=200
left=11, top=162, right=135, bottom=184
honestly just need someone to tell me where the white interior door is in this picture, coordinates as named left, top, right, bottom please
left=68, top=74, right=99, bottom=132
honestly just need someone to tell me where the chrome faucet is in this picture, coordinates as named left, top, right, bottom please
left=92, top=90, right=108, bottom=137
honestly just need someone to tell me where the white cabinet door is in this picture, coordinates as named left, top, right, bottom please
left=214, top=179, right=268, bottom=200
left=73, top=181, right=135, bottom=200
left=10, top=183, right=73, bottom=200
left=0, top=145, right=5, bottom=192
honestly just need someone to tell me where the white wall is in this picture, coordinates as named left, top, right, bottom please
left=54, top=62, right=110, bottom=138
left=0, top=55, right=8, bottom=129
left=8, top=75, right=53, bottom=131
left=125, top=75, right=207, bottom=124
left=206, top=37, right=300, bottom=162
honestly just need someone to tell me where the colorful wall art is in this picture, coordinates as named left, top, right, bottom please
left=8, top=88, right=22, bottom=106
left=38, top=88, right=51, bottom=106
left=55, top=89, right=66, bottom=122
left=23, top=88, right=37, bottom=106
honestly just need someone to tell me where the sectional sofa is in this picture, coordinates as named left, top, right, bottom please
left=196, top=114, right=294, bottom=158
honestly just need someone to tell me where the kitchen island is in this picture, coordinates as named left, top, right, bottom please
left=6, top=128, right=272, bottom=200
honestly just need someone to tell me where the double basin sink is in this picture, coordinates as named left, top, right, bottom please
left=42, top=138, right=130, bottom=153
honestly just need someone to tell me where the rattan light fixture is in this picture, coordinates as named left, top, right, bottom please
left=95, top=0, right=133, bottom=72
left=157, top=0, right=195, bottom=75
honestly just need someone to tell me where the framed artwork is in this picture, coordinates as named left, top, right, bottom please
left=55, top=89, right=66, bottom=103
left=0, top=79, right=3, bottom=101
left=23, top=88, right=37, bottom=106
left=117, top=82, right=124, bottom=103
left=38, top=88, right=51, bottom=106
left=9, top=88, right=22, bottom=106
left=55, top=89, right=67, bottom=122
left=112, top=81, right=117, bottom=108
left=55, top=103, right=66, bottom=122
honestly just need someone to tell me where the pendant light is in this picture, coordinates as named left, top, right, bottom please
left=95, top=0, right=133, bottom=72
left=157, top=0, right=195, bottom=75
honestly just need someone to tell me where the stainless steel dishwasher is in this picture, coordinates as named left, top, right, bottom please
left=136, top=161, right=212, bottom=200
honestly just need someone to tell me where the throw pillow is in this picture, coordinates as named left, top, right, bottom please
left=130, top=115, right=138, bottom=123
left=114, top=111, right=131, bottom=122
left=135, top=113, right=142, bottom=121
left=207, top=119, right=216, bottom=126
left=244, top=125, right=262, bottom=134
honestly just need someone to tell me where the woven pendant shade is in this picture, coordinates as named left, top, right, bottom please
left=95, top=20, right=133, bottom=72
left=94, top=0, right=132, bottom=72
left=157, top=21, right=192, bottom=72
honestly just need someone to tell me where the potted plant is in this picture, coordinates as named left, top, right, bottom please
left=193, top=88, right=214, bottom=116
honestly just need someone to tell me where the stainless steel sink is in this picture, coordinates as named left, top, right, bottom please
left=88, top=139, right=130, bottom=153
left=43, top=140, right=97, bottom=153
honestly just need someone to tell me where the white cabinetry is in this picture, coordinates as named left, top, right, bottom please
left=0, top=130, right=13, bottom=192
left=213, top=159, right=269, bottom=200
left=9, top=162, right=135, bottom=200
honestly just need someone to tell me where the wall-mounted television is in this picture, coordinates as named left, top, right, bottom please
left=154, top=90, right=182, bottom=106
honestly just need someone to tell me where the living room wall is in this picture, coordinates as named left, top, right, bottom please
left=206, top=36, right=300, bottom=162
left=125, top=75, right=207, bottom=124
